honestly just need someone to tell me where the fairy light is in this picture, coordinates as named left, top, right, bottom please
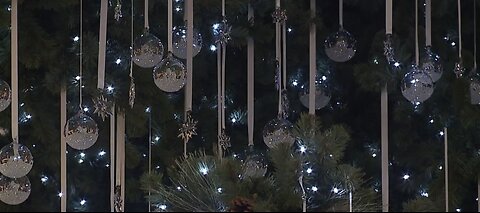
left=83, top=107, right=89, bottom=112
left=300, top=145, right=307, bottom=153
left=210, top=45, right=217, bottom=52
left=75, top=75, right=81, bottom=81
left=115, top=58, right=121, bottom=64
left=394, top=62, right=400, bottom=67
left=332, top=187, right=339, bottom=194
left=402, top=174, right=410, bottom=180
left=200, top=166, right=209, bottom=175
left=439, top=131, right=444, bottom=136
left=312, top=186, right=318, bottom=192
left=217, top=187, right=223, bottom=193
left=287, top=27, right=292, bottom=32
left=306, top=168, right=313, bottom=174
left=98, top=150, right=106, bottom=156
left=372, top=153, right=377, bottom=158
left=73, top=36, right=79, bottom=42
left=41, top=176, right=48, bottom=183
left=80, top=199, right=86, bottom=205
left=107, top=86, right=114, bottom=93
left=58, top=192, right=63, bottom=198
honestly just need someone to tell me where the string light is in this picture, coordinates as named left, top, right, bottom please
left=306, top=168, right=313, bottom=174
left=217, top=187, right=223, bottom=193
left=98, top=150, right=106, bottom=156
left=159, top=204, right=167, bottom=210
left=372, top=153, right=377, bottom=158
left=456, top=208, right=461, bottom=212
left=80, top=199, right=86, bottom=205
left=107, top=86, right=114, bottom=93
left=312, top=186, right=318, bottom=192
left=402, top=174, right=410, bottom=180
left=451, top=41, right=456, bottom=47
left=300, top=145, right=307, bottom=153
left=439, top=131, right=444, bottom=136
left=83, top=107, right=89, bottom=112
left=80, top=152, right=86, bottom=158
left=332, top=187, right=339, bottom=194
left=58, top=192, right=63, bottom=198
left=287, top=27, right=292, bottom=32
left=115, top=58, right=121, bottom=64
left=145, top=107, right=151, bottom=113
left=73, top=36, right=79, bottom=42
left=210, top=45, right=217, bottom=52
left=41, top=176, right=48, bottom=183
left=394, top=62, right=401, bottom=67
left=199, top=166, right=209, bottom=175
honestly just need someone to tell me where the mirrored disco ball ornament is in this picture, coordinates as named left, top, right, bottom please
left=133, top=32, right=164, bottom=68
left=324, top=28, right=357, bottom=62
left=469, top=68, right=480, bottom=104
left=172, top=26, right=203, bottom=59
left=421, top=46, right=443, bottom=82
left=0, top=175, right=30, bottom=205
left=262, top=118, right=295, bottom=149
left=241, top=146, right=268, bottom=179
left=299, top=81, right=331, bottom=110
left=401, top=65, right=434, bottom=104
left=65, top=111, right=99, bottom=150
left=153, top=53, right=186, bottom=92
left=0, top=79, right=11, bottom=112
left=0, top=143, right=33, bottom=178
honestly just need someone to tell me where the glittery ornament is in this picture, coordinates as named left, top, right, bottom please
left=325, top=28, right=357, bottom=62
left=65, top=111, right=99, bottom=150
left=240, top=146, right=268, bottom=179
left=213, top=18, right=231, bottom=45
left=280, top=89, right=289, bottom=119
left=271, top=8, right=287, bottom=23
left=129, top=76, right=135, bottom=108
left=0, top=142, right=33, bottom=178
left=92, top=93, right=112, bottom=121
left=114, top=0, right=122, bottom=22
left=0, top=79, right=11, bottom=112
left=299, top=81, right=331, bottom=110
left=153, top=52, right=186, bottom=93
left=421, top=46, right=443, bottom=82
left=454, top=60, right=465, bottom=78
left=0, top=175, right=30, bottom=205
left=178, top=111, right=197, bottom=142
left=218, top=129, right=231, bottom=150
left=262, top=118, right=295, bottom=149
left=114, top=185, right=123, bottom=212
left=383, top=34, right=396, bottom=64
left=172, top=26, right=203, bottom=59
left=401, top=64, right=434, bottom=104
left=133, top=31, right=164, bottom=68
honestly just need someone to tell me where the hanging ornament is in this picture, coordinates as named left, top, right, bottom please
left=0, top=79, right=11, bottom=112
left=65, top=111, right=99, bottom=150
left=129, top=76, right=135, bottom=108
left=178, top=111, right=198, bottom=142
left=114, top=0, right=122, bottom=22
left=92, top=92, right=113, bottom=121
left=153, top=52, right=186, bottom=92
left=280, top=89, right=290, bottom=119
left=271, top=8, right=287, bottom=23
left=299, top=81, right=331, bottom=110
left=401, top=64, right=434, bottom=104
left=240, top=146, right=268, bottom=179
left=0, top=142, right=33, bottom=179
left=0, top=175, right=30, bottom=205
left=262, top=117, right=295, bottom=149
left=470, top=68, right=480, bottom=104
left=453, top=60, right=465, bottom=78
left=213, top=18, right=232, bottom=45
left=383, top=34, right=396, bottom=65
left=114, top=185, right=123, bottom=212
left=218, top=129, right=231, bottom=151
left=172, top=26, right=203, bottom=59
left=421, top=46, right=443, bottom=82
left=324, top=28, right=357, bottom=62
left=133, top=31, right=164, bottom=68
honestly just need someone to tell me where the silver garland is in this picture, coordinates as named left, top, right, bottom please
left=383, top=34, right=396, bottom=64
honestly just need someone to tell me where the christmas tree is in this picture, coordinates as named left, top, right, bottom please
left=0, top=0, right=478, bottom=212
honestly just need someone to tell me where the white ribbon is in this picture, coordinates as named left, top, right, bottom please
left=425, top=0, right=432, bottom=46
left=276, top=0, right=280, bottom=8
left=98, top=0, right=108, bottom=90
left=339, top=0, right=343, bottom=28
left=415, top=0, right=419, bottom=65
left=444, top=127, right=449, bottom=212
left=168, top=0, right=173, bottom=52
left=247, top=4, right=254, bottom=146
left=185, top=0, right=193, bottom=112
left=309, top=0, right=316, bottom=115
left=217, top=43, right=222, bottom=158
left=386, top=0, right=392, bottom=34
left=144, top=0, right=149, bottom=30
left=474, top=0, right=477, bottom=69
left=148, top=111, right=152, bottom=212
left=282, top=23, right=287, bottom=91
left=116, top=111, right=126, bottom=212
left=60, top=85, right=67, bottom=212
left=349, top=191, right=353, bottom=212
left=458, top=0, right=462, bottom=59
left=110, top=104, right=115, bottom=212
left=11, top=0, right=18, bottom=142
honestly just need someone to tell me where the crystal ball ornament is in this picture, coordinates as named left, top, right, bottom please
left=172, top=26, right=203, bottom=59
left=0, top=143, right=33, bottom=178
left=299, top=81, right=331, bottom=110
left=240, top=146, right=268, bottom=179
left=65, top=111, right=99, bottom=150
left=153, top=53, right=186, bottom=92
left=401, top=64, right=434, bottom=104
left=421, top=46, right=443, bottom=82
left=133, top=31, right=164, bottom=68
left=0, top=175, right=30, bottom=205
left=262, top=118, right=295, bottom=149
left=324, top=28, right=357, bottom=62
left=0, top=79, right=11, bottom=112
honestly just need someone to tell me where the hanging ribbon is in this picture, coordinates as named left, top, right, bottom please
left=415, top=0, right=419, bottom=65
left=110, top=104, right=115, bottom=212
left=148, top=111, right=152, bottom=212
left=339, top=0, right=343, bottom=28
left=183, top=0, right=194, bottom=158
left=444, top=127, right=449, bottom=212
left=60, top=85, right=67, bottom=212
left=349, top=191, right=353, bottom=212
left=115, top=111, right=125, bottom=212
left=273, top=0, right=287, bottom=118
left=308, top=0, right=316, bottom=115
left=168, top=0, right=173, bottom=52
left=458, top=0, right=462, bottom=60
left=79, top=0, right=84, bottom=111
left=217, top=43, right=222, bottom=159
left=97, top=0, right=108, bottom=90
left=128, top=0, right=135, bottom=109
left=382, top=1, right=392, bottom=212
left=474, top=0, right=477, bottom=70
left=144, top=0, right=149, bottom=30
left=247, top=3, right=254, bottom=147
left=11, top=0, right=18, bottom=143
left=425, top=0, right=432, bottom=46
